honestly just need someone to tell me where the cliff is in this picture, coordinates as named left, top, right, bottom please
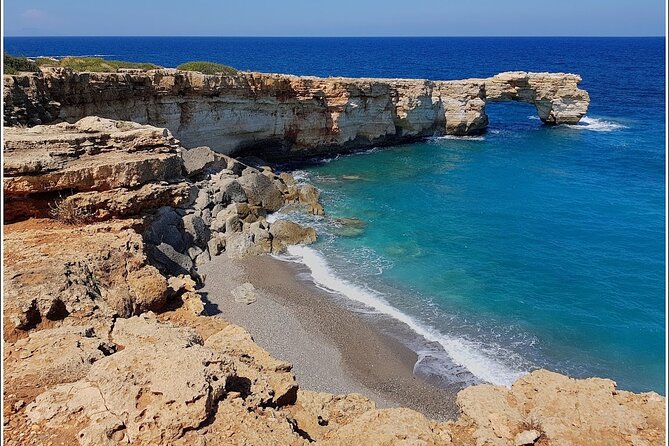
left=3, top=68, right=589, bottom=158
left=2, top=118, right=664, bottom=446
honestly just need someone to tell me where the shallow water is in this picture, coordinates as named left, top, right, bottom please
left=6, top=36, right=665, bottom=393
left=283, top=101, right=665, bottom=392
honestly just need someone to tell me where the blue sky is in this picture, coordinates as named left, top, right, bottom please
left=3, top=0, right=666, bottom=37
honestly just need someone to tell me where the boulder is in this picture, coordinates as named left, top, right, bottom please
left=298, top=184, right=324, bottom=215
left=269, top=219, right=317, bottom=253
left=181, top=146, right=227, bottom=176
left=212, top=177, right=247, bottom=204
left=193, top=187, right=212, bottom=210
left=207, top=235, right=225, bottom=257
left=237, top=171, right=284, bottom=212
left=298, top=184, right=320, bottom=205
left=125, top=265, right=169, bottom=312
left=182, top=214, right=211, bottom=249
left=180, top=291, right=206, bottom=316
left=225, top=214, right=242, bottom=233
left=248, top=220, right=273, bottom=253
left=148, top=242, right=194, bottom=276
left=231, top=282, right=259, bottom=305
left=144, top=207, right=187, bottom=252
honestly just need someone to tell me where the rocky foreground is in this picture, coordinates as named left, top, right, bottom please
left=2, top=116, right=664, bottom=446
left=4, top=68, right=589, bottom=157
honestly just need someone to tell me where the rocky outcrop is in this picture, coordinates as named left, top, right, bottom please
left=16, top=313, right=665, bottom=446
left=2, top=218, right=168, bottom=341
left=2, top=116, right=321, bottom=338
left=451, top=369, right=665, bottom=446
left=3, top=116, right=190, bottom=222
left=3, top=68, right=589, bottom=158
left=482, top=72, right=589, bottom=124
left=3, top=118, right=322, bottom=279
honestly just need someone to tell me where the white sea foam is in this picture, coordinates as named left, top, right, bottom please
left=430, top=135, right=486, bottom=142
left=562, top=116, right=627, bottom=132
left=282, top=245, right=527, bottom=386
left=28, top=54, right=117, bottom=60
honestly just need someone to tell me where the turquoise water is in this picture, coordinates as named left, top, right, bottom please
left=5, top=36, right=665, bottom=393
left=287, top=105, right=665, bottom=392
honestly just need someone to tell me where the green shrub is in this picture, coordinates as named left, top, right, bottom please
left=35, top=56, right=161, bottom=72
left=176, top=61, right=237, bottom=75
left=4, top=53, right=39, bottom=75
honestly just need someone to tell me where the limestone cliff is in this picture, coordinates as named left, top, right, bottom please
left=3, top=67, right=589, bottom=158
left=2, top=118, right=664, bottom=446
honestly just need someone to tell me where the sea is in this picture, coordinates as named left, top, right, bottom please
left=4, top=36, right=665, bottom=394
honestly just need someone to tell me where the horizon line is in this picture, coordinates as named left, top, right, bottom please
left=4, top=35, right=666, bottom=38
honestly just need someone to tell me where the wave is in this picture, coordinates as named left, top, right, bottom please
left=280, top=245, right=527, bottom=386
left=561, top=116, right=627, bottom=132
left=429, top=135, right=486, bottom=142
left=28, top=54, right=117, bottom=59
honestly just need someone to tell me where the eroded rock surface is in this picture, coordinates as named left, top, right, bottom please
left=3, top=116, right=189, bottom=222
left=4, top=68, right=589, bottom=157
left=483, top=72, right=590, bottom=124
left=2, top=219, right=168, bottom=340
left=453, top=369, right=665, bottom=446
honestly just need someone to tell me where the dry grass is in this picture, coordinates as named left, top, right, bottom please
left=519, top=415, right=545, bottom=437
left=48, top=198, right=93, bottom=224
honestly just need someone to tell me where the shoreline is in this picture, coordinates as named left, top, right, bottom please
left=199, top=253, right=460, bottom=421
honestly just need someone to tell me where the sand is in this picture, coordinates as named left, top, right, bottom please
left=199, top=253, right=459, bottom=420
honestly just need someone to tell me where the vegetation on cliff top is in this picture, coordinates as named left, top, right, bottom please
left=35, top=56, right=162, bottom=72
left=3, top=54, right=162, bottom=74
left=4, top=53, right=39, bottom=74
left=176, top=61, right=237, bottom=75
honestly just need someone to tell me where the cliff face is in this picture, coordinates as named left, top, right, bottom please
left=3, top=68, right=589, bottom=158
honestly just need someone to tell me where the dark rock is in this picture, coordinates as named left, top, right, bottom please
left=148, top=243, right=193, bottom=276
left=238, top=156, right=269, bottom=169
left=145, top=208, right=187, bottom=252
left=182, top=214, right=210, bottom=249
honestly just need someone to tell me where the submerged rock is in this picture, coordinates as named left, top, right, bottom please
left=332, top=217, right=367, bottom=237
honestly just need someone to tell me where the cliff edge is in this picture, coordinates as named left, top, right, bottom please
left=3, top=68, right=589, bottom=158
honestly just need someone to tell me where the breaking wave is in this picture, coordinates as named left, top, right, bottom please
left=562, top=116, right=627, bottom=132
left=279, top=245, right=528, bottom=386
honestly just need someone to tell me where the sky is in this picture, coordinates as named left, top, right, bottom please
left=3, top=0, right=666, bottom=37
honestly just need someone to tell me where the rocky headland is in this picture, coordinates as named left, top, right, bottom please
left=4, top=68, right=589, bottom=157
left=2, top=67, right=664, bottom=446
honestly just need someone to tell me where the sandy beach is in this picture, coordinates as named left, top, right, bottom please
left=199, top=253, right=460, bottom=420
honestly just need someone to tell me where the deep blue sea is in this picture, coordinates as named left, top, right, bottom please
left=5, top=37, right=665, bottom=393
